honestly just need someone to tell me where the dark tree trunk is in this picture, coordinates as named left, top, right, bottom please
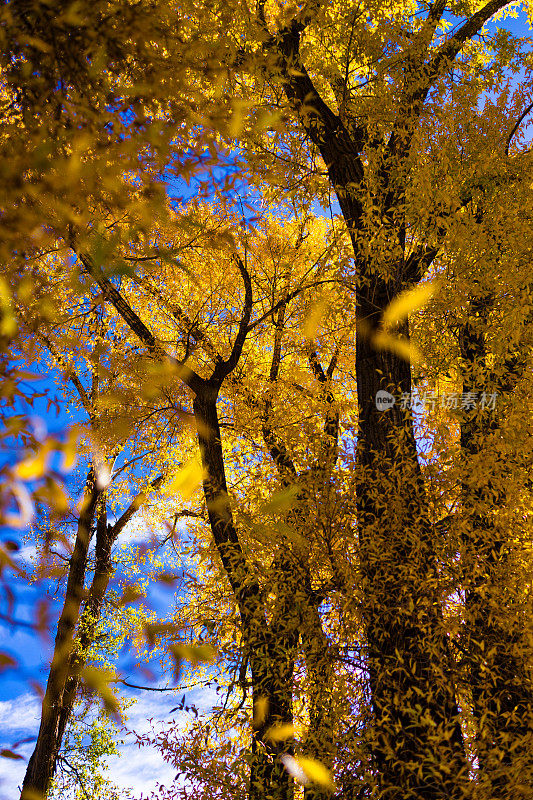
left=194, top=388, right=297, bottom=800
left=249, top=617, right=298, bottom=800
left=459, top=306, right=533, bottom=797
left=269, top=24, right=468, bottom=794
left=355, top=320, right=466, bottom=800
left=21, top=471, right=101, bottom=800
left=302, top=599, right=336, bottom=800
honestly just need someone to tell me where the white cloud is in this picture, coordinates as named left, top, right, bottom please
left=0, top=685, right=218, bottom=799
left=0, top=694, right=41, bottom=799
left=0, top=693, right=41, bottom=735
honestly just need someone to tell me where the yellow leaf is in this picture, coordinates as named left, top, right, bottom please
left=14, top=447, right=50, bottom=480
left=253, top=696, right=269, bottom=729
left=0, top=276, right=17, bottom=337
left=3, top=482, right=33, bottom=529
left=260, top=485, right=299, bottom=514
left=266, top=723, right=294, bottom=741
left=228, top=99, right=251, bottom=138
left=297, top=757, right=335, bottom=789
left=169, top=643, right=216, bottom=666
left=373, top=331, right=422, bottom=363
left=119, top=585, right=144, bottom=606
left=144, top=622, right=179, bottom=646
left=40, top=478, right=69, bottom=516
left=61, top=427, right=80, bottom=470
left=169, top=643, right=216, bottom=681
left=207, top=494, right=229, bottom=514
left=382, top=281, right=439, bottom=327
left=303, top=297, right=328, bottom=338
left=166, top=458, right=204, bottom=499
left=81, top=666, right=120, bottom=717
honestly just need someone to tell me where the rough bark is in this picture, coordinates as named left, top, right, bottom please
left=356, top=323, right=467, bottom=800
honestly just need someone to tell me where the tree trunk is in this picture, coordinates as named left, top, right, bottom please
left=459, top=308, right=533, bottom=798
left=194, top=387, right=297, bottom=800
left=249, top=620, right=297, bottom=800
left=355, top=308, right=466, bottom=800
left=302, top=598, right=336, bottom=800
left=21, top=471, right=100, bottom=800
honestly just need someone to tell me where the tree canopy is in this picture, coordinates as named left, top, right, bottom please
left=0, top=1, right=532, bottom=800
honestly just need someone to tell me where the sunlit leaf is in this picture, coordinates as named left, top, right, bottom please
left=169, top=643, right=216, bottom=666
left=14, top=446, right=50, bottom=480
left=166, top=459, right=204, bottom=499
left=61, top=427, right=80, bottom=470
left=296, top=757, right=335, bottom=789
left=266, top=723, right=294, bottom=741
left=119, top=586, right=144, bottom=606
left=382, top=281, right=439, bottom=327
left=260, top=485, right=300, bottom=514
left=253, top=696, right=269, bottom=729
left=303, top=297, right=328, bottom=339
left=373, top=331, right=422, bottom=363
left=80, top=666, right=120, bottom=717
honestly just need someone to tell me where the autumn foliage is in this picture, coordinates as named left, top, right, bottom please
left=0, top=1, right=532, bottom=799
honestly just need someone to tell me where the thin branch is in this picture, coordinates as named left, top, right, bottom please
left=18, top=322, right=93, bottom=419
left=74, top=249, right=204, bottom=395
left=425, top=0, right=513, bottom=92
left=264, top=20, right=366, bottom=198
left=505, top=100, right=533, bottom=156
left=307, top=346, right=327, bottom=383
left=212, top=255, right=253, bottom=382
left=57, top=756, right=91, bottom=800
left=383, top=0, right=512, bottom=186
left=247, top=279, right=337, bottom=333
left=326, top=349, right=338, bottom=380
left=108, top=475, right=165, bottom=540
left=262, top=303, right=298, bottom=477
left=118, top=679, right=175, bottom=692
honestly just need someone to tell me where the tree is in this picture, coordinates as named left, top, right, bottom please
left=203, top=3, right=533, bottom=797
left=17, top=303, right=174, bottom=799
left=1, top=2, right=532, bottom=800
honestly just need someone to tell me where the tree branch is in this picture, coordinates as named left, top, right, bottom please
left=505, top=100, right=533, bottom=156
left=262, top=303, right=298, bottom=477
left=108, top=475, right=165, bottom=540
left=75, top=250, right=204, bottom=395
left=382, top=0, right=512, bottom=195
left=264, top=22, right=365, bottom=225
left=18, top=321, right=94, bottom=420
left=212, top=255, right=253, bottom=382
